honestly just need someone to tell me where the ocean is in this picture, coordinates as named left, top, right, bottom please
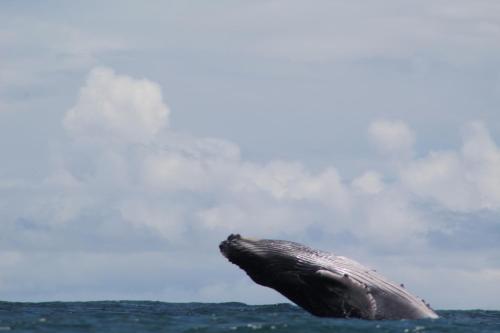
left=0, top=301, right=498, bottom=333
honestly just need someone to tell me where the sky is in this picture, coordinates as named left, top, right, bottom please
left=1, top=1, right=500, bottom=310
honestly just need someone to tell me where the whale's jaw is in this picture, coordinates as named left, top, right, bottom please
left=220, top=234, right=439, bottom=320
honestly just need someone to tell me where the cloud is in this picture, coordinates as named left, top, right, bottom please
left=190, top=1, right=500, bottom=64
left=368, top=119, right=415, bottom=156
left=351, top=171, right=384, bottom=194
left=63, top=67, right=169, bottom=144
left=401, top=122, right=500, bottom=211
left=1, top=67, right=500, bottom=309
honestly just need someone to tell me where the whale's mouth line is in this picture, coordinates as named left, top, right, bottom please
left=218, top=241, right=229, bottom=257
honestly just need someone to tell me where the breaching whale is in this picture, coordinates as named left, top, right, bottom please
left=219, top=234, right=438, bottom=320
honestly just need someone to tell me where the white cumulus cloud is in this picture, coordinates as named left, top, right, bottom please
left=63, top=67, right=169, bottom=144
left=401, top=122, right=500, bottom=211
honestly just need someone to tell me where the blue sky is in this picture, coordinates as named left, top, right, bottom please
left=1, top=1, right=500, bottom=309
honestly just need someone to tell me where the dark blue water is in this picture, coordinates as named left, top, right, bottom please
left=0, top=301, right=498, bottom=333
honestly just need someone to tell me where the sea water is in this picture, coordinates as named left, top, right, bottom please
left=0, top=301, right=498, bottom=333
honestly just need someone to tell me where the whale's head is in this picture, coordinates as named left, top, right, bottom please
left=219, top=233, right=319, bottom=286
left=219, top=233, right=353, bottom=317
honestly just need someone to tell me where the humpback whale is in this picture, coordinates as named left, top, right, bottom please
left=219, top=234, right=438, bottom=320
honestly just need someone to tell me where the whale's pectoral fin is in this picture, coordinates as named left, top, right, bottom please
left=316, top=269, right=377, bottom=319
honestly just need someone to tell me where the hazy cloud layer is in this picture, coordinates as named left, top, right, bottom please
left=1, top=68, right=499, bottom=309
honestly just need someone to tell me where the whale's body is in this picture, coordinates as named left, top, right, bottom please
left=219, top=234, right=438, bottom=320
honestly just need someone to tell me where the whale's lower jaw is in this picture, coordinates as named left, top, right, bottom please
left=219, top=234, right=439, bottom=320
